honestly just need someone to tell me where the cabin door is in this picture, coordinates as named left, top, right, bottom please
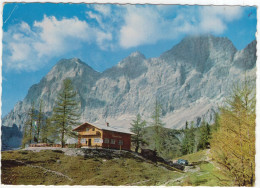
left=88, top=139, right=91, bottom=146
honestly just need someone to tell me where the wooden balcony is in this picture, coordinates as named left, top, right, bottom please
left=79, top=131, right=101, bottom=136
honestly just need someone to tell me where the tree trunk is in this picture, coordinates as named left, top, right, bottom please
left=135, top=145, right=139, bottom=153
left=61, top=131, right=65, bottom=148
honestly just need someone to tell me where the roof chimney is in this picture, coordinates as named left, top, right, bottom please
left=106, top=122, right=109, bottom=127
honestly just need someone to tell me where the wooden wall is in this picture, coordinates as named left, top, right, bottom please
left=102, top=130, right=131, bottom=151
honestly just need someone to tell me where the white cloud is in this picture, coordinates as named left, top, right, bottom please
left=86, top=11, right=103, bottom=26
left=119, top=6, right=161, bottom=48
left=33, top=15, right=93, bottom=57
left=3, top=5, right=245, bottom=71
left=119, top=5, right=244, bottom=48
left=199, top=6, right=243, bottom=34
left=3, top=15, right=112, bottom=71
left=93, top=4, right=111, bottom=17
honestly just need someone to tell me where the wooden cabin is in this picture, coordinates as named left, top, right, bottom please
left=72, top=122, right=133, bottom=150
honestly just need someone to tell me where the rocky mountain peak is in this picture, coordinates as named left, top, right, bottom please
left=129, top=51, right=146, bottom=59
left=233, top=40, right=256, bottom=70
left=45, top=58, right=99, bottom=82
left=2, top=35, right=256, bottom=150
left=103, top=51, right=147, bottom=80
left=160, top=34, right=237, bottom=73
left=54, top=58, right=94, bottom=72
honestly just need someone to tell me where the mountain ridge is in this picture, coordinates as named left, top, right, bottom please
left=2, top=35, right=256, bottom=150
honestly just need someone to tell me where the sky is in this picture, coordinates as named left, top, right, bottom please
left=1, top=3, right=257, bottom=117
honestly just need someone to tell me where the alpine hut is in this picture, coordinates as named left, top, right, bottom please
left=72, top=122, right=133, bottom=150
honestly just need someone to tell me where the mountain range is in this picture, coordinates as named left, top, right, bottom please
left=1, top=35, right=256, bottom=150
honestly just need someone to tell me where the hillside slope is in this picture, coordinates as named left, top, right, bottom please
left=1, top=148, right=234, bottom=186
left=1, top=149, right=182, bottom=185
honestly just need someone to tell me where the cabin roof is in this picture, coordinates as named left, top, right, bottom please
left=73, top=122, right=134, bottom=135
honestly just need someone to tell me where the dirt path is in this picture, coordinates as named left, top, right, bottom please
left=12, top=160, right=73, bottom=181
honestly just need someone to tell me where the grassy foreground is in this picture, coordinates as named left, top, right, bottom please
left=1, top=149, right=235, bottom=186
left=169, top=149, right=234, bottom=186
left=1, top=149, right=182, bottom=185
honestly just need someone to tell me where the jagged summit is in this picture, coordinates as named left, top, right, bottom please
left=233, top=40, right=256, bottom=70
left=160, top=34, right=237, bottom=72
left=129, top=51, right=146, bottom=59
left=2, top=35, right=256, bottom=150
left=102, top=51, right=147, bottom=79
left=54, top=58, right=95, bottom=71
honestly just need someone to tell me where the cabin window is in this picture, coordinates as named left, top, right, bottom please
left=111, top=139, right=115, bottom=144
left=81, top=138, right=86, bottom=144
left=118, top=140, right=123, bottom=145
left=92, top=128, right=95, bottom=131
left=94, top=138, right=102, bottom=143
left=104, top=138, right=109, bottom=143
left=86, top=128, right=89, bottom=132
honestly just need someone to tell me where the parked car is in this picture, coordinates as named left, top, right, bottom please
left=177, top=159, right=189, bottom=165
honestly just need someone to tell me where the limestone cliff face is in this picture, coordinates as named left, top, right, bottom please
left=2, top=35, right=256, bottom=149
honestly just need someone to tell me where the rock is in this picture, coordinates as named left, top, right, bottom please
left=2, top=35, right=256, bottom=149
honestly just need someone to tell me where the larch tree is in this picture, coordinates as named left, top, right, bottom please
left=40, top=117, right=55, bottom=143
left=51, top=78, right=81, bottom=148
left=211, top=79, right=255, bottom=186
left=36, top=99, right=44, bottom=143
left=22, top=102, right=36, bottom=147
left=130, top=114, right=147, bottom=153
left=151, top=100, right=165, bottom=154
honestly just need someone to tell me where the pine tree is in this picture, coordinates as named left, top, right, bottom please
left=181, top=121, right=196, bottom=155
left=130, top=114, right=147, bottom=153
left=181, top=122, right=190, bottom=155
left=22, top=102, right=36, bottom=147
left=151, top=100, right=165, bottom=153
left=51, top=78, right=81, bottom=148
left=211, top=79, right=255, bottom=186
left=188, top=122, right=196, bottom=154
left=36, top=99, right=44, bottom=143
left=198, top=120, right=211, bottom=150
left=40, top=117, right=55, bottom=143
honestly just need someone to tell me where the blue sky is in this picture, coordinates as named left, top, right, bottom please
left=1, top=3, right=257, bottom=117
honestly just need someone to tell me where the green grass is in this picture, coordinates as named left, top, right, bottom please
left=1, top=149, right=182, bottom=185
left=169, top=149, right=234, bottom=186
left=174, top=149, right=207, bottom=163
left=1, top=149, right=235, bottom=186
left=177, top=162, right=234, bottom=186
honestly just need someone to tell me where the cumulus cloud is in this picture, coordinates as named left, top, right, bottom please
left=119, top=5, right=244, bottom=48
left=3, top=5, right=245, bottom=71
left=93, top=4, right=111, bottom=17
left=199, top=6, right=243, bottom=34
left=119, top=6, right=161, bottom=48
left=3, top=15, right=112, bottom=71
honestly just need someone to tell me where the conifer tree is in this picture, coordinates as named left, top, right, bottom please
left=22, top=102, right=36, bottom=147
left=181, top=121, right=196, bottom=154
left=51, top=78, right=81, bottom=148
left=212, top=112, right=220, bottom=132
left=36, top=99, right=44, bottom=142
left=130, top=114, right=147, bottom=153
left=40, top=117, right=55, bottom=143
left=188, top=122, right=196, bottom=153
left=211, top=79, right=255, bottom=186
left=198, top=120, right=211, bottom=150
left=181, top=123, right=190, bottom=155
left=151, top=100, right=165, bottom=153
